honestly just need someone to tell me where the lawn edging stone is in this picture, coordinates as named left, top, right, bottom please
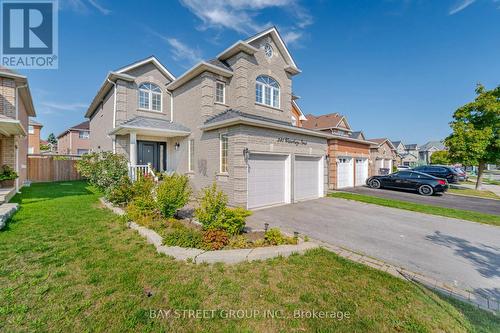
left=100, top=197, right=320, bottom=264
left=0, top=203, right=18, bottom=230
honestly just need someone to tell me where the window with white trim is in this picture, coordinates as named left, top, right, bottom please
left=79, top=131, right=90, bottom=139
left=255, top=75, right=280, bottom=108
left=291, top=115, right=297, bottom=126
left=188, top=139, right=195, bottom=172
left=28, top=125, right=34, bottom=134
left=220, top=134, right=228, bottom=173
left=215, top=81, right=225, bottom=104
left=138, top=83, right=162, bottom=111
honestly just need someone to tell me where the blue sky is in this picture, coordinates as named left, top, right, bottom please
left=19, top=0, right=500, bottom=144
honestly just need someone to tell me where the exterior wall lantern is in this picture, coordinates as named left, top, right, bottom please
left=175, top=142, right=180, bottom=150
left=243, top=147, right=250, bottom=162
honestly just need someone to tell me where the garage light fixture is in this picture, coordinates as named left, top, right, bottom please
left=175, top=142, right=180, bottom=150
left=243, top=147, right=250, bottom=162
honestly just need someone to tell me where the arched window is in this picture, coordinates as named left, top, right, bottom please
left=255, top=75, right=280, bottom=108
left=138, top=83, right=162, bottom=111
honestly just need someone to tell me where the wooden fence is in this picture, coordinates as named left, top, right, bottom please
left=28, top=155, right=83, bottom=182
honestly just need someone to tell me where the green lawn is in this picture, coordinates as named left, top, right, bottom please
left=449, top=187, right=499, bottom=200
left=328, top=192, right=500, bottom=227
left=1, top=181, right=498, bottom=332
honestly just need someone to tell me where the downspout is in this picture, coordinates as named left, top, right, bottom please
left=107, top=78, right=117, bottom=153
left=15, top=84, right=28, bottom=193
left=165, top=89, right=174, bottom=122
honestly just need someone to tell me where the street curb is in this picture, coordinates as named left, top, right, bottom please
left=99, top=197, right=320, bottom=264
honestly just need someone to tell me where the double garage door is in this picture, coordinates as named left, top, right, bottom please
left=247, top=154, right=323, bottom=209
left=336, top=156, right=369, bottom=189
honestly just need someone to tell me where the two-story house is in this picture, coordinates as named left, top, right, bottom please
left=0, top=67, right=36, bottom=197
left=57, top=121, right=90, bottom=155
left=28, top=119, right=43, bottom=154
left=367, top=138, right=397, bottom=175
left=86, top=27, right=329, bottom=209
left=419, top=141, right=446, bottom=164
left=302, top=113, right=375, bottom=189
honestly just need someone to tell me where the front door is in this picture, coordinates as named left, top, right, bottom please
left=137, top=141, right=166, bottom=172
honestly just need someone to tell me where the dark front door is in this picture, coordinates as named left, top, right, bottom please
left=137, top=141, right=166, bottom=172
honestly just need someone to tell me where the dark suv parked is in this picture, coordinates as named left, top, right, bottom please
left=412, top=165, right=460, bottom=183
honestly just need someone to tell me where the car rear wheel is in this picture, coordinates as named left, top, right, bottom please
left=369, top=179, right=381, bottom=189
left=418, top=185, right=434, bottom=196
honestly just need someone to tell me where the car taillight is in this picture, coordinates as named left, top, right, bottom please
left=438, top=180, right=446, bottom=185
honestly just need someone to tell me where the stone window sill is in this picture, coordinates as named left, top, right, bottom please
left=255, top=102, right=282, bottom=112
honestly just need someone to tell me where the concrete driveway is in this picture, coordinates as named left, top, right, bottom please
left=247, top=198, right=500, bottom=300
left=342, top=186, right=500, bottom=215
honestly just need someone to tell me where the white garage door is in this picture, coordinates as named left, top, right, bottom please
left=375, top=159, right=383, bottom=175
left=384, top=159, right=393, bottom=172
left=247, top=154, right=288, bottom=209
left=355, top=158, right=368, bottom=186
left=337, top=157, right=354, bottom=189
left=294, top=156, right=321, bottom=201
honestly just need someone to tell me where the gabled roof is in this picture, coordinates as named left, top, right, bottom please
left=367, top=138, right=396, bottom=150
left=245, top=26, right=300, bottom=73
left=420, top=140, right=446, bottom=151
left=57, top=121, right=89, bottom=138
left=391, top=140, right=403, bottom=148
left=217, top=41, right=259, bottom=61
left=302, top=113, right=351, bottom=131
left=405, top=143, right=418, bottom=150
left=350, top=131, right=366, bottom=140
left=0, top=67, right=36, bottom=117
left=167, top=61, right=233, bottom=90
left=115, top=56, right=176, bottom=82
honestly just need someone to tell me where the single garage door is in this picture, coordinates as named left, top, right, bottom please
left=247, top=154, right=288, bottom=209
left=355, top=158, right=368, bottom=186
left=384, top=159, right=393, bottom=172
left=294, top=156, right=321, bottom=201
left=337, top=157, right=354, bottom=188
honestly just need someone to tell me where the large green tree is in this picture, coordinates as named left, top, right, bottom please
left=47, top=133, right=57, bottom=145
left=430, top=150, right=450, bottom=165
left=445, top=84, right=500, bottom=189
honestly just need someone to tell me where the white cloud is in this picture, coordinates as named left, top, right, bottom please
left=165, top=38, right=204, bottom=64
left=40, top=101, right=88, bottom=111
left=61, top=0, right=111, bottom=15
left=179, top=0, right=312, bottom=42
left=449, top=0, right=476, bottom=15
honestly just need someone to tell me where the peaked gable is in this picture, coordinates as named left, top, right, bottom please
left=116, top=56, right=175, bottom=82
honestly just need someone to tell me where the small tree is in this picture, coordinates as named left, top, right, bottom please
left=47, top=133, right=57, bottom=145
left=156, top=174, right=191, bottom=218
left=430, top=151, right=450, bottom=165
left=445, top=84, right=499, bottom=189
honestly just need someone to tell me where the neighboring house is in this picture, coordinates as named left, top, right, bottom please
left=28, top=119, right=42, bottom=154
left=367, top=138, right=397, bottom=175
left=419, top=140, right=446, bottom=164
left=291, top=98, right=307, bottom=127
left=302, top=113, right=374, bottom=189
left=86, top=27, right=330, bottom=209
left=0, top=67, right=36, bottom=197
left=57, top=121, right=90, bottom=155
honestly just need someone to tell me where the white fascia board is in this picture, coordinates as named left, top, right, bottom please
left=108, top=125, right=190, bottom=137
left=217, top=41, right=259, bottom=60
left=291, top=100, right=307, bottom=120
left=167, top=62, right=233, bottom=90
left=85, top=72, right=135, bottom=118
left=116, top=56, right=176, bottom=81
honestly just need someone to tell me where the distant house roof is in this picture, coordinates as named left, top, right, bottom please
left=302, top=113, right=348, bottom=131
left=405, top=143, right=418, bottom=150
left=367, top=138, right=396, bottom=150
left=391, top=140, right=403, bottom=148
left=350, top=131, right=365, bottom=140
left=57, top=121, right=89, bottom=138
left=29, top=118, right=43, bottom=127
left=420, top=140, right=446, bottom=151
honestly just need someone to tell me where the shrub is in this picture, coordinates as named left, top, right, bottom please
left=156, top=174, right=191, bottom=218
left=202, top=229, right=229, bottom=250
left=228, top=235, right=250, bottom=249
left=163, top=227, right=203, bottom=248
left=76, top=152, right=128, bottom=191
left=215, top=207, right=251, bottom=236
left=126, top=196, right=158, bottom=226
left=195, top=183, right=251, bottom=235
left=106, top=176, right=133, bottom=205
left=0, top=165, right=18, bottom=181
left=195, top=183, right=227, bottom=229
left=131, top=175, right=155, bottom=199
left=264, top=228, right=297, bottom=246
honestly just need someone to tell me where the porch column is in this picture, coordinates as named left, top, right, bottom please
left=129, top=132, right=137, bottom=165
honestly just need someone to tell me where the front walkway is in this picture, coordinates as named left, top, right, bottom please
left=247, top=197, right=500, bottom=302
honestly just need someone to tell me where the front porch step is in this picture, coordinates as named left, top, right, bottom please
left=0, top=203, right=18, bottom=230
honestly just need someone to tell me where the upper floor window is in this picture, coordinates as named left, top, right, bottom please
left=138, top=83, right=162, bottom=112
left=28, top=125, right=34, bottom=134
left=79, top=131, right=90, bottom=139
left=255, top=75, right=280, bottom=108
left=215, top=81, right=225, bottom=104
